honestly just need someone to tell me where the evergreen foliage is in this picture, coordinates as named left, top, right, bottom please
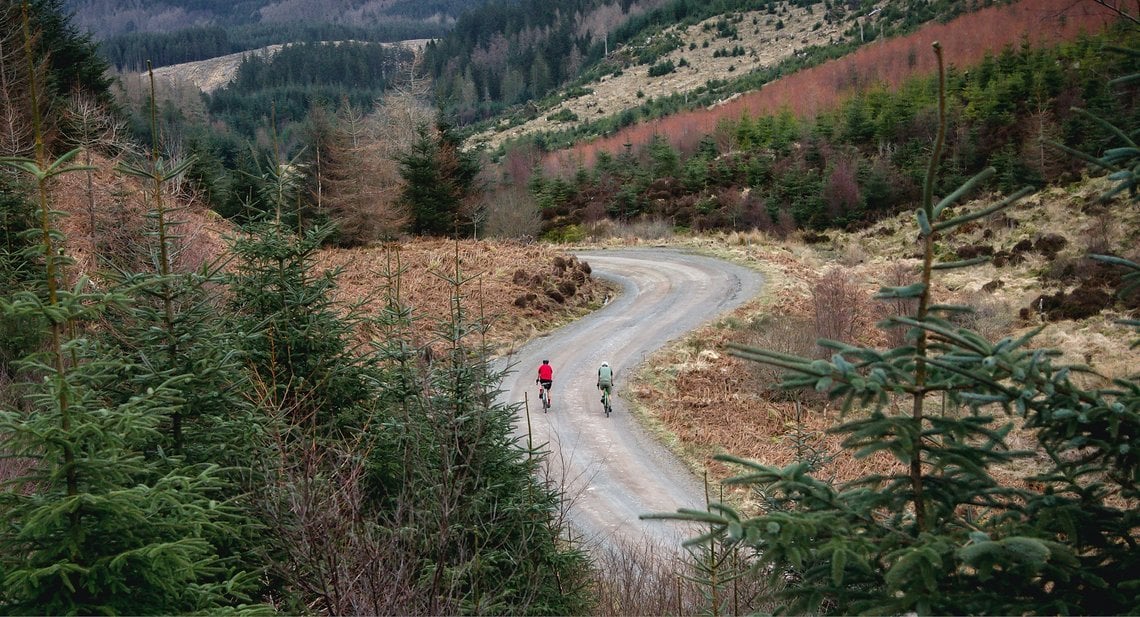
left=99, top=21, right=443, bottom=71
left=0, top=18, right=262, bottom=608
left=202, top=41, right=413, bottom=152
left=397, top=121, right=482, bottom=236
left=26, top=0, right=112, bottom=107
left=226, top=221, right=373, bottom=431
left=1, top=0, right=112, bottom=154
left=2, top=1, right=596, bottom=612
left=0, top=174, right=42, bottom=374
left=646, top=41, right=1140, bottom=615
left=364, top=247, right=593, bottom=614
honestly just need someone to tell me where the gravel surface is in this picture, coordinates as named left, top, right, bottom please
left=497, top=248, right=763, bottom=552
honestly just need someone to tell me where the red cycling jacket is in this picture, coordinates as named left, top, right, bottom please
left=537, top=363, right=553, bottom=381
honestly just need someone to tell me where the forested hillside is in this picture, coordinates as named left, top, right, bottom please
left=5, top=0, right=1140, bottom=613
left=2, top=2, right=598, bottom=612
left=424, top=0, right=1002, bottom=125
left=521, top=0, right=1130, bottom=238
left=64, top=0, right=492, bottom=69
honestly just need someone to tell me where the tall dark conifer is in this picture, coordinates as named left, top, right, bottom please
left=397, top=121, right=481, bottom=236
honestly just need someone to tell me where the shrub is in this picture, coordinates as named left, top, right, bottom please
left=542, top=224, right=586, bottom=243
left=648, top=59, right=676, bottom=77
left=811, top=267, right=863, bottom=353
left=546, top=108, right=579, bottom=123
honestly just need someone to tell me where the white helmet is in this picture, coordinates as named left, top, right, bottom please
left=601, top=361, right=609, bottom=367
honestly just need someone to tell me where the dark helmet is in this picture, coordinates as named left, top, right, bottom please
left=542, top=359, right=549, bottom=364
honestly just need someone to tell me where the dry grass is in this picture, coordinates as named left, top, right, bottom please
left=316, top=240, right=607, bottom=354
left=40, top=153, right=610, bottom=359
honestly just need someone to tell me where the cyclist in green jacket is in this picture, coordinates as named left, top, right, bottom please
left=597, top=361, right=614, bottom=404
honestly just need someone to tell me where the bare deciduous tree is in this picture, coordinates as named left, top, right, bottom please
left=65, top=89, right=129, bottom=248
left=483, top=184, right=542, bottom=239
left=812, top=267, right=864, bottom=356
left=322, top=99, right=415, bottom=245
left=0, top=2, right=34, bottom=158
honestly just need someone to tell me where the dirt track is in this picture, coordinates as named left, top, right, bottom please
left=498, top=248, right=764, bottom=551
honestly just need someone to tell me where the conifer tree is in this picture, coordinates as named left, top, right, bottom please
left=109, top=66, right=260, bottom=463
left=0, top=6, right=262, bottom=611
left=365, top=244, right=592, bottom=614
left=397, top=120, right=481, bottom=237
left=318, top=100, right=409, bottom=245
left=226, top=220, right=374, bottom=431
left=648, top=41, right=1140, bottom=615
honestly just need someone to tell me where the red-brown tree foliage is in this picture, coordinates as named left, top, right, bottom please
left=543, top=0, right=1121, bottom=176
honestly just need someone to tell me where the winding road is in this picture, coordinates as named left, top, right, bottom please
left=498, top=249, right=764, bottom=551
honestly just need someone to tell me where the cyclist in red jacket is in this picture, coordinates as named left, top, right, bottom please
left=536, top=360, right=554, bottom=407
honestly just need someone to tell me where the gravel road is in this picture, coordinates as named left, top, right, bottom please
left=497, top=248, right=764, bottom=551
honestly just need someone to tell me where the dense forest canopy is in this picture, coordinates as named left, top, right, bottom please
left=62, top=0, right=495, bottom=37
left=61, top=0, right=495, bottom=70
left=527, top=26, right=1140, bottom=239
left=98, top=21, right=440, bottom=70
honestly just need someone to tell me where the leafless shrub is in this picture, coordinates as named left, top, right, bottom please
left=839, top=240, right=867, bottom=266
left=823, top=156, right=860, bottom=220
left=614, top=217, right=675, bottom=240
left=590, top=539, right=694, bottom=616
left=742, top=315, right=817, bottom=397
left=812, top=268, right=863, bottom=355
left=586, top=217, right=616, bottom=239
left=484, top=185, right=542, bottom=239
left=878, top=261, right=919, bottom=348
left=590, top=537, right=775, bottom=616
left=1082, top=207, right=1117, bottom=255
left=951, top=290, right=1015, bottom=342
left=255, top=425, right=423, bottom=615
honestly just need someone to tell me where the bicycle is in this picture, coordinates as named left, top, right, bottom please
left=538, top=383, right=551, bottom=412
left=600, top=387, right=611, bottom=417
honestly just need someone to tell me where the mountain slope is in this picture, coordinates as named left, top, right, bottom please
left=64, top=0, right=492, bottom=38
left=469, top=3, right=846, bottom=151
left=531, top=0, right=1122, bottom=167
